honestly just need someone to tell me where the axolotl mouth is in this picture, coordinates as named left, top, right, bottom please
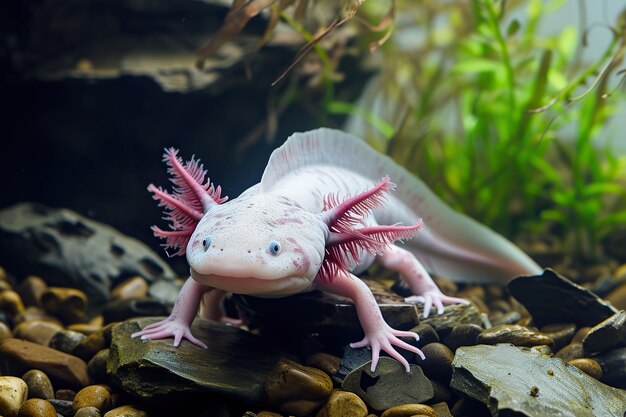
left=190, top=269, right=314, bottom=297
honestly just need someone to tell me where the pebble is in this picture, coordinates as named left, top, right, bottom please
left=380, top=403, right=436, bottom=417
left=305, top=352, right=341, bottom=378
left=55, top=389, right=76, bottom=401
left=430, top=379, right=452, bottom=404
left=0, top=338, right=90, bottom=389
left=0, top=290, right=25, bottom=316
left=102, top=404, right=148, bottom=417
left=336, top=346, right=373, bottom=382
left=572, top=326, right=592, bottom=343
left=73, top=385, right=112, bottom=414
left=87, top=349, right=110, bottom=382
left=477, top=324, right=554, bottom=348
left=68, top=323, right=102, bottom=336
left=13, top=319, right=63, bottom=346
left=568, top=358, right=603, bottom=380
left=16, top=276, right=48, bottom=308
left=489, top=310, right=521, bottom=326
left=0, top=376, right=28, bottom=417
left=315, top=390, right=368, bottom=417
left=442, top=324, right=482, bottom=351
left=102, top=298, right=168, bottom=325
left=21, top=369, right=54, bottom=400
left=41, top=287, right=88, bottom=324
left=73, top=326, right=112, bottom=362
left=555, top=342, right=585, bottom=361
left=16, top=398, right=57, bottom=417
left=539, top=323, right=577, bottom=351
left=110, top=276, right=148, bottom=301
left=431, top=401, right=454, bottom=417
left=48, top=399, right=73, bottom=416
left=264, top=358, right=333, bottom=416
left=13, top=307, right=62, bottom=327
left=489, top=299, right=511, bottom=313
left=0, top=321, right=12, bottom=341
left=583, top=310, right=626, bottom=354
left=75, top=406, right=102, bottom=417
left=256, top=412, right=283, bottom=417
left=49, top=329, right=87, bottom=353
left=407, top=323, right=439, bottom=348
left=419, top=343, right=454, bottom=382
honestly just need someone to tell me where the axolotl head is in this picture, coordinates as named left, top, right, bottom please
left=186, top=194, right=327, bottom=296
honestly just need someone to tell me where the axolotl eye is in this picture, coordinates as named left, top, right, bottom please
left=202, top=237, right=211, bottom=252
left=268, top=241, right=282, bottom=256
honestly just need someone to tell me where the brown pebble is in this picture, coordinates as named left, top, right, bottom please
left=22, top=369, right=54, bottom=400
left=16, top=276, right=48, bottom=308
left=539, top=323, right=577, bottom=351
left=13, top=307, right=62, bottom=327
left=380, top=403, right=436, bottom=417
left=606, top=283, right=626, bottom=310
left=13, top=320, right=63, bottom=346
left=102, top=404, right=148, bottom=417
left=264, top=358, right=333, bottom=416
left=0, top=338, right=90, bottom=389
left=110, top=276, right=148, bottom=301
left=489, top=299, right=511, bottom=313
left=572, top=327, right=591, bottom=343
left=73, top=323, right=116, bottom=362
left=420, top=342, right=454, bottom=382
left=256, top=412, right=284, bottom=417
left=0, top=321, right=12, bottom=341
left=17, top=398, right=57, bottom=417
left=555, top=342, right=585, bottom=361
left=68, top=323, right=102, bottom=336
left=75, top=406, right=101, bottom=417
left=443, top=324, right=482, bottom=351
left=614, top=264, right=626, bottom=280
left=305, top=352, right=341, bottom=378
left=431, top=402, right=454, bottom=417
left=0, top=290, right=25, bottom=316
left=41, top=287, right=88, bottom=324
left=315, top=390, right=367, bottom=417
left=73, top=385, right=111, bottom=414
left=568, top=358, right=603, bottom=380
left=0, top=376, right=28, bottom=417
left=49, top=329, right=87, bottom=353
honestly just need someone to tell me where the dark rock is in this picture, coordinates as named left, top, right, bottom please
left=48, top=399, right=74, bottom=417
left=451, top=344, right=626, bottom=417
left=477, top=324, right=554, bottom=349
left=419, top=343, right=454, bottom=383
left=442, top=324, right=482, bottom=351
left=583, top=310, right=626, bottom=355
left=87, top=349, right=110, bottom=383
left=406, top=323, right=439, bottom=348
left=421, top=303, right=483, bottom=337
left=49, top=330, right=87, bottom=354
left=489, top=310, right=521, bottom=326
left=102, top=298, right=169, bottom=325
left=263, top=358, right=333, bottom=417
left=592, top=347, right=626, bottom=389
left=107, top=317, right=291, bottom=404
left=335, top=346, right=372, bottom=384
left=0, top=203, right=176, bottom=308
left=508, top=268, right=617, bottom=327
left=341, top=357, right=433, bottom=411
left=233, top=284, right=419, bottom=356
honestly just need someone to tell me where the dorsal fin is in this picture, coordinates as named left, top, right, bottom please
left=261, top=128, right=541, bottom=283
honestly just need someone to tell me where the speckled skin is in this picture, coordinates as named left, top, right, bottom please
left=132, top=128, right=541, bottom=372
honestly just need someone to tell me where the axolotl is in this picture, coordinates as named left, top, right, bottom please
left=132, top=128, right=542, bottom=372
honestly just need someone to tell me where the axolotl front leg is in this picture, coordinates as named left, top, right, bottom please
left=315, top=270, right=424, bottom=372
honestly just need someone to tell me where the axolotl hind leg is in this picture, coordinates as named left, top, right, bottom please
left=379, top=245, right=469, bottom=318
left=314, top=269, right=425, bottom=372
left=131, top=277, right=210, bottom=349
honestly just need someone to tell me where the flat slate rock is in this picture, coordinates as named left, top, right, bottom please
left=508, top=268, right=617, bottom=327
left=0, top=203, right=176, bottom=307
left=107, top=317, right=290, bottom=405
left=451, top=344, right=626, bottom=417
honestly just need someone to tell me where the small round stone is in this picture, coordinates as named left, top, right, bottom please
left=75, top=406, right=101, bottom=417
left=13, top=320, right=63, bottom=346
left=41, top=287, right=88, bottom=324
left=443, top=324, right=482, bottom=351
left=110, top=276, right=148, bottom=301
left=305, top=352, right=341, bottom=378
left=0, top=321, right=12, bottom=341
left=55, top=389, right=76, bottom=401
left=539, top=323, right=577, bottom=351
left=572, top=327, right=591, bottom=343
left=49, top=329, right=87, bottom=353
left=316, top=390, right=367, bottom=417
left=0, top=376, right=28, bottom=417
left=420, top=342, right=454, bottom=382
left=380, top=403, right=437, bottom=417
left=555, top=342, right=585, bottom=361
left=17, top=398, right=57, bottom=417
left=16, top=276, right=48, bottom=308
left=73, top=385, right=111, bottom=414
left=12, top=307, right=62, bottom=327
left=102, top=404, right=148, bottom=417
left=0, top=290, right=25, bottom=316
left=88, top=349, right=110, bottom=382
left=406, top=323, right=439, bottom=348
left=568, top=358, right=603, bottom=380
left=21, top=369, right=54, bottom=400
left=68, top=323, right=102, bottom=336
left=256, top=412, right=283, bottom=417
left=48, top=399, right=73, bottom=416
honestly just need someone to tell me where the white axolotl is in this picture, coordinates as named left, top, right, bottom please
left=132, top=127, right=541, bottom=372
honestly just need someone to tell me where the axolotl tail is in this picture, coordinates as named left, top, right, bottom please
left=260, top=128, right=542, bottom=285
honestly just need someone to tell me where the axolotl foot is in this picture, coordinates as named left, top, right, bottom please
left=404, top=290, right=470, bottom=318
left=131, top=318, right=208, bottom=349
left=350, top=324, right=425, bottom=372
